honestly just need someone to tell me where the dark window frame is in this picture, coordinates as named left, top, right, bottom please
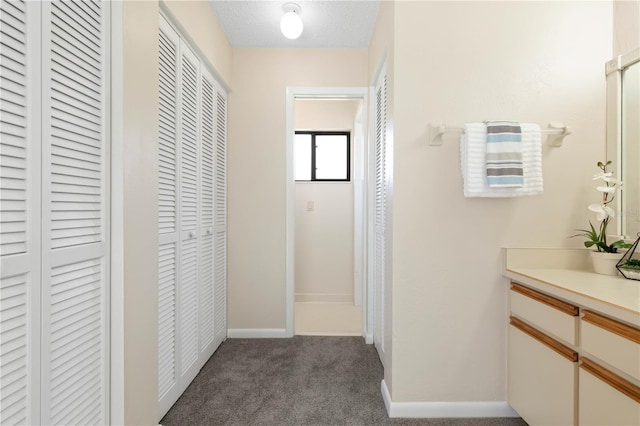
left=295, top=131, right=351, bottom=182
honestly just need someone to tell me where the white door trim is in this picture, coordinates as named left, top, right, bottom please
left=285, top=87, right=369, bottom=338
left=109, top=1, right=124, bottom=423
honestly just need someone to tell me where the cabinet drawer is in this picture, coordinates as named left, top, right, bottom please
left=508, top=318, right=577, bottom=426
left=582, top=310, right=640, bottom=381
left=579, top=357, right=640, bottom=426
left=510, top=282, right=578, bottom=345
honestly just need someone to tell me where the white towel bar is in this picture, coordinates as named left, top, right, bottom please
left=428, top=122, right=572, bottom=147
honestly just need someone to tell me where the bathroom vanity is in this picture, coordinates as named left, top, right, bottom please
left=503, top=248, right=640, bottom=426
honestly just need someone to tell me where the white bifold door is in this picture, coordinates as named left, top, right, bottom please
left=1, top=1, right=111, bottom=425
left=372, top=65, right=387, bottom=366
left=157, top=15, right=227, bottom=420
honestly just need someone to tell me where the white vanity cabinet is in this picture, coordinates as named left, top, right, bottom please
left=579, top=311, right=640, bottom=426
left=503, top=248, right=640, bottom=425
left=508, top=283, right=579, bottom=426
left=507, top=278, right=640, bottom=426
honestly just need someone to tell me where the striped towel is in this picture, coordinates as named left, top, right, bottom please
left=460, top=123, right=543, bottom=198
left=485, top=120, right=524, bottom=187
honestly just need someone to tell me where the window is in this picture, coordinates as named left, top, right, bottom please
left=294, top=131, right=351, bottom=181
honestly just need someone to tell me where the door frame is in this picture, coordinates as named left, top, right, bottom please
left=285, top=87, right=371, bottom=340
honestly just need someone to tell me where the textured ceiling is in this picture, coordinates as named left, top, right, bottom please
left=208, top=1, right=380, bottom=48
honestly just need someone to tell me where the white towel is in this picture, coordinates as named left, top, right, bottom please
left=460, top=123, right=543, bottom=198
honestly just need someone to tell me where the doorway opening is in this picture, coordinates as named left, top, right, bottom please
left=285, top=87, right=371, bottom=340
left=293, top=101, right=361, bottom=335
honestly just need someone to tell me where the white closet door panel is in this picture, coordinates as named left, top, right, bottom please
left=198, top=68, right=215, bottom=354
left=157, top=15, right=180, bottom=417
left=0, top=1, right=40, bottom=424
left=177, top=43, right=200, bottom=387
left=373, top=70, right=387, bottom=363
left=40, top=1, right=109, bottom=425
left=213, top=88, right=227, bottom=344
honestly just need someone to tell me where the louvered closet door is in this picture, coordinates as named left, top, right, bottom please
left=40, top=1, right=110, bottom=424
left=156, top=15, right=228, bottom=421
left=158, top=15, right=181, bottom=417
left=198, top=66, right=216, bottom=359
left=177, top=42, right=201, bottom=390
left=373, top=68, right=387, bottom=365
left=0, top=1, right=41, bottom=424
left=213, top=86, right=227, bottom=347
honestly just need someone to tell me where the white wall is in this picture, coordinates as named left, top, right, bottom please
left=294, top=100, right=360, bottom=303
left=613, top=0, right=640, bottom=56
left=227, top=49, right=368, bottom=330
left=385, top=0, right=612, bottom=404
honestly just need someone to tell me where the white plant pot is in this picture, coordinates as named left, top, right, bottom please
left=590, top=251, right=623, bottom=276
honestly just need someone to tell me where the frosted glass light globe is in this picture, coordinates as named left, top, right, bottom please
left=280, top=10, right=303, bottom=40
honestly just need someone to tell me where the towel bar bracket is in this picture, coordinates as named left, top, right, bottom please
left=428, top=123, right=446, bottom=146
left=546, top=122, right=572, bottom=147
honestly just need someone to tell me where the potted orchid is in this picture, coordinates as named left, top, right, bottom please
left=572, top=161, right=630, bottom=275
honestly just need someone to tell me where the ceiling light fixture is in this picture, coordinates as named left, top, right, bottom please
left=280, top=3, right=303, bottom=40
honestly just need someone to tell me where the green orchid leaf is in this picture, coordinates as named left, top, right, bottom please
left=611, top=240, right=632, bottom=249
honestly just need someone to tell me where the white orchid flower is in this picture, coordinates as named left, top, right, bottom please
left=596, top=185, right=616, bottom=193
left=592, top=171, right=613, bottom=181
left=603, top=176, right=622, bottom=186
left=588, top=203, right=616, bottom=221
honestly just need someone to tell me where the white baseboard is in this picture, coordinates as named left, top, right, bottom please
left=227, top=328, right=288, bottom=338
left=365, top=332, right=373, bottom=344
left=295, top=293, right=353, bottom=303
left=381, top=380, right=518, bottom=418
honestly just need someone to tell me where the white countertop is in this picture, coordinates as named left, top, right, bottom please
left=503, top=248, right=640, bottom=326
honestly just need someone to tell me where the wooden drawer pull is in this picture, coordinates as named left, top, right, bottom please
left=581, top=357, right=640, bottom=403
left=511, top=282, right=579, bottom=316
left=582, top=310, right=640, bottom=344
left=510, top=316, right=578, bottom=362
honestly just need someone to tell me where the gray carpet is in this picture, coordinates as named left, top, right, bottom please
left=160, top=336, right=527, bottom=426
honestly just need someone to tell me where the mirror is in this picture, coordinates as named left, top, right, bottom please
left=606, top=48, right=640, bottom=238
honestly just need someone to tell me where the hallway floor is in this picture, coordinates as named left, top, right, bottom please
left=160, top=336, right=527, bottom=426
left=294, top=302, right=362, bottom=336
